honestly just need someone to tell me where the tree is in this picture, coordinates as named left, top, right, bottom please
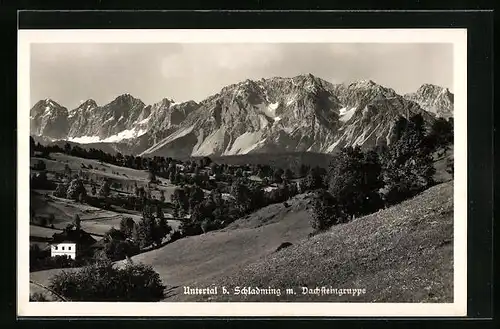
left=39, top=216, right=47, bottom=227
left=188, top=185, right=204, bottom=212
left=137, top=205, right=156, bottom=249
left=172, top=188, right=189, bottom=214
left=73, top=214, right=81, bottom=231
left=284, top=168, right=294, bottom=180
left=298, top=164, right=310, bottom=178
left=64, top=164, right=72, bottom=178
left=311, top=189, right=341, bottom=231
left=99, top=180, right=111, bottom=198
left=66, top=178, right=87, bottom=201
left=54, top=183, right=68, bottom=198
left=119, top=217, right=136, bottom=239
left=48, top=214, right=55, bottom=227
left=273, top=168, right=284, bottom=184
left=33, top=160, right=46, bottom=171
left=201, top=218, right=211, bottom=233
left=148, top=170, right=157, bottom=183
left=446, top=156, right=454, bottom=176
left=91, top=184, right=97, bottom=195
left=299, top=166, right=325, bottom=192
left=230, top=179, right=251, bottom=212
left=64, top=143, right=72, bottom=154
left=103, top=238, right=136, bottom=261
left=200, top=156, right=212, bottom=168
left=154, top=205, right=172, bottom=245
left=327, top=146, right=383, bottom=219
left=30, top=136, right=36, bottom=157
left=426, top=117, right=454, bottom=152
left=383, top=114, right=436, bottom=205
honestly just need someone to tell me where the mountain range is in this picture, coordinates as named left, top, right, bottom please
left=30, top=74, right=454, bottom=157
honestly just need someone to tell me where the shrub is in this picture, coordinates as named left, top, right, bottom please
left=31, top=171, right=55, bottom=190
left=30, top=292, right=48, bottom=302
left=33, top=160, right=46, bottom=171
left=48, top=262, right=166, bottom=301
left=170, top=230, right=182, bottom=242
left=275, top=242, right=293, bottom=252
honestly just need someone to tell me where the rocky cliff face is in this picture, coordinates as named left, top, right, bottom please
left=404, top=84, right=454, bottom=119
left=30, top=74, right=452, bottom=157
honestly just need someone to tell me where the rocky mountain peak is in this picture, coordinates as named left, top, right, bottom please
left=404, top=84, right=454, bottom=118
left=415, top=83, right=451, bottom=97
left=110, top=93, right=144, bottom=107
left=76, top=99, right=98, bottom=111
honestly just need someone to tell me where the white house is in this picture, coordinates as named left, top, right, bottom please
left=51, top=242, right=77, bottom=260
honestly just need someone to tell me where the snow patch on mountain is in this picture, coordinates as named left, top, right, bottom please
left=68, top=135, right=102, bottom=144
left=103, top=128, right=147, bottom=143
left=68, top=127, right=147, bottom=144
left=339, top=107, right=357, bottom=122
left=268, top=102, right=279, bottom=111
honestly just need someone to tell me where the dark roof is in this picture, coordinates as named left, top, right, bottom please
left=51, top=228, right=97, bottom=246
left=50, top=240, right=77, bottom=244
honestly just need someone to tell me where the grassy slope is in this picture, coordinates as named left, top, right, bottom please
left=189, top=181, right=454, bottom=303
left=30, top=182, right=453, bottom=303
left=30, top=153, right=181, bottom=235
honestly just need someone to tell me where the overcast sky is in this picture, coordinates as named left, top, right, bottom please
left=30, top=43, right=453, bottom=109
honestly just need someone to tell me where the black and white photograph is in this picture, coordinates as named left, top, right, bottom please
left=18, top=29, right=467, bottom=317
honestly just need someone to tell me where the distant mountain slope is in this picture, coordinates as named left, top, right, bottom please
left=30, top=74, right=452, bottom=157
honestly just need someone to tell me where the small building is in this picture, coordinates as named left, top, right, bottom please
left=50, top=241, right=77, bottom=259
left=50, top=227, right=97, bottom=260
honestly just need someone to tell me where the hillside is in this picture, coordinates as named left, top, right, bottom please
left=30, top=191, right=316, bottom=300
left=31, top=180, right=452, bottom=302
left=180, top=181, right=454, bottom=302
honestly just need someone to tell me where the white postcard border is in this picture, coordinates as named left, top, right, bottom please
left=17, top=28, right=467, bottom=317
